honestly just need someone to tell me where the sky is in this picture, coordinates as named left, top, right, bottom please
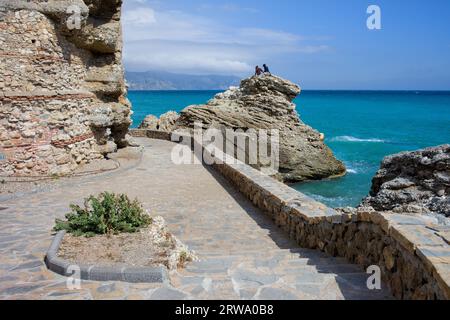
left=122, top=0, right=450, bottom=90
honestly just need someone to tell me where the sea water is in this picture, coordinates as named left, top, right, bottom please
left=128, top=90, right=450, bottom=208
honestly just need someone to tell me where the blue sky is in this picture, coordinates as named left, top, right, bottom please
left=122, top=0, right=450, bottom=90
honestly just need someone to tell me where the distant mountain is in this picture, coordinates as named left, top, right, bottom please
left=125, top=70, right=241, bottom=90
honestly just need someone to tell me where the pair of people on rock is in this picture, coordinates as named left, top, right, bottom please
left=255, top=64, right=271, bottom=76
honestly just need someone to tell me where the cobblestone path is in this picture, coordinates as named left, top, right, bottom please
left=0, top=138, right=392, bottom=300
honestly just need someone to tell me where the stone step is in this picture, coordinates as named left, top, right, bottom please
left=180, top=260, right=365, bottom=282
left=169, top=272, right=391, bottom=300
left=284, top=258, right=362, bottom=270
left=280, top=264, right=364, bottom=275
left=193, top=248, right=332, bottom=259
left=246, top=256, right=351, bottom=268
left=187, top=253, right=351, bottom=269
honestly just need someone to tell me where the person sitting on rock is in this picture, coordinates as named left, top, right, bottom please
left=263, top=64, right=271, bottom=75
left=255, top=65, right=264, bottom=76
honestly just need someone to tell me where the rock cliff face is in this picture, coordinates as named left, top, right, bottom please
left=140, top=75, right=346, bottom=182
left=0, top=0, right=131, bottom=176
left=361, top=145, right=450, bottom=217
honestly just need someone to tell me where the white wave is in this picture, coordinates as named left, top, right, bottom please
left=346, top=168, right=358, bottom=174
left=330, top=135, right=385, bottom=143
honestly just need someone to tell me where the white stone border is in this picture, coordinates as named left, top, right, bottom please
left=45, top=231, right=169, bottom=283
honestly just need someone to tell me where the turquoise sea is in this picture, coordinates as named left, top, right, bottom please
left=128, top=90, right=450, bottom=208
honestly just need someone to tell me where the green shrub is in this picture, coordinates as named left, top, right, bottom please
left=54, top=192, right=152, bottom=237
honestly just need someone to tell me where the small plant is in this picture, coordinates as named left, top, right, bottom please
left=178, top=250, right=193, bottom=268
left=54, top=192, right=152, bottom=237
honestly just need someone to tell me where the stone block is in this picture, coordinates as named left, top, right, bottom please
left=433, top=263, right=450, bottom=299
left=356, top=210, right=373, bottom=222
left=383, top=246, right=396, bottom=271
left=416, top=245, right=450, bottom=271
left=325, top=214, right=343, bottom=225
left=369, top=211, right=390, bottom=233
left=87, top=266, right=125, bottom=282
left=122, top=266, right=169, bottom=284
left=414, top=245, right=450, bottom=299
left=390, top=225, right=446, bottom=254
left=384, top=214, right=429, bottom=226
left=341, top=212, right=357, bottom=223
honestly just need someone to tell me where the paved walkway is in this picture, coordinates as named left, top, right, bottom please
left=0, top=138, right=392, bottom=300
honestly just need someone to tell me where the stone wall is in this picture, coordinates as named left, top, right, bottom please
left=130, top=128, right=450, bottom=300
left=0, top=0, right=131, bottom=176
left=208, top=148, right=450, bottom=300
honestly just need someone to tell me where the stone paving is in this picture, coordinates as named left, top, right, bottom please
left=0, top=138, right=393, bottom=300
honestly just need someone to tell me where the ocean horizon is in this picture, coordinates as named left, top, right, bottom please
left=128, top=89, right=450, bottom=208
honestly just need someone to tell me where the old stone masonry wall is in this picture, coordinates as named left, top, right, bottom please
left=0, top=0, right=131, bottom=176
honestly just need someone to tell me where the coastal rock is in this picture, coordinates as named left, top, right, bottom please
left=175, top=75, right=346, bottom=182
left=139, top=111, right=180, bottom=132
left=158, top=111, right=180, bottom=132
left=0, top=0, right=131, bottom=176
left=361, top=145, right=450, bottom=217
left=139, top=115, right=159, bottom=130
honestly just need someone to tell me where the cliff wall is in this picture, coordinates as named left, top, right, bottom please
left=0, top=0, right=131, bottom=176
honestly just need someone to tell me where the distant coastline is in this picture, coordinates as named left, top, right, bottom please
left=126, top=70, right=240, bottom=91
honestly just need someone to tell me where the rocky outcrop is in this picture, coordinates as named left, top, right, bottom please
left=174, top=75, right=346, bottom=182
left=361, top=145, right=450, bottom=217
left=139, top=111, right=179, bottom=132
left=0, top=0, right=131, bottom=176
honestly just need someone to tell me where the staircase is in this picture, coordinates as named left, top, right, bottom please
left=170, top=244, right=393, bottom=300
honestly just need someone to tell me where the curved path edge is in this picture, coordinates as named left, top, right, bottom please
left=45, top=231, right=169, bottom=284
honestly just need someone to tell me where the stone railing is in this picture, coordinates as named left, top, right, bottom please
left=130, top=129, right=450, bottom=300
left=129, top=129, right=171, bottom=141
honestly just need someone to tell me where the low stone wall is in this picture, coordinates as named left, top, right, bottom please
left=130, top=129, right=171, bottom=141
left=130, top=129, right=450, bottom=300
left=210, top=151, right=450, bottom=300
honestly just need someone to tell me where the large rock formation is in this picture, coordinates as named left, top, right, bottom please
left=361, top=145, right=450, bottom=217
left=0, top=0, right=131, bottom=176
left=173, top=75, right=345, bottom=182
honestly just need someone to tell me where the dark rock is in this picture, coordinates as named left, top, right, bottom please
left=361, top=145, right=450, bottom=217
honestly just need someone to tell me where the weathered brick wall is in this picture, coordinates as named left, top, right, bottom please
left=0, top=0, right=131, bottom=176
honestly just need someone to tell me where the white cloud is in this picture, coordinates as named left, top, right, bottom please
left=122, top=8, right=156, bottom=25
left=122, top=3, right=330, bottom=75
left=296, top=45, right=330, bottom=54
left=197, top=3, right=260, bottom=14
left=124, top=39, right=258, bottom=75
